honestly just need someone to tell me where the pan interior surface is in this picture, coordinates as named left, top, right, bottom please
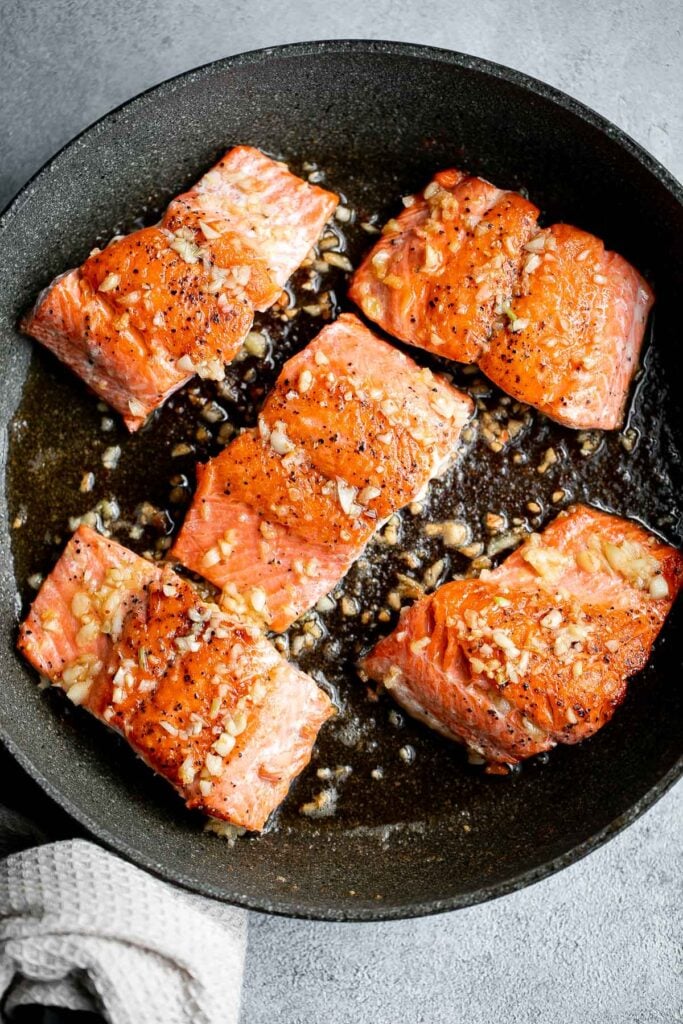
left=0, top=42, right=681, bottom=920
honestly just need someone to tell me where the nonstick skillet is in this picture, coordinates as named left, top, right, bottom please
left=0, top=41, right=681, bottom=921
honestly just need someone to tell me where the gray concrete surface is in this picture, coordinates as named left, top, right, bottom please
left=245, top=788, right=683, bottom=1024
left=2, top=2, right=681, bottom=1022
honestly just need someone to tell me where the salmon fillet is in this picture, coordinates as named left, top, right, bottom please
left=18, top=526, right=333, bottom=831
left=478, top=223, right=654, bottom=428
left=361, top=505, right=682, bottom=768
left=349, top=169, right=540, bottom=363
left=350, top=172, right=653, bottom=430
left=21, top=146, right=338, bottom=430
left=172, top=314, right=473, bottom=632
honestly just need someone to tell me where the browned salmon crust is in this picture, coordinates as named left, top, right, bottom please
left=478, top=223, right=654, bottom=428
left=349, top=169, right=540, bottom=363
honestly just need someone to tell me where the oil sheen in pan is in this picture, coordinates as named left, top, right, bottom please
left=7, top=159, right=682, bottom=837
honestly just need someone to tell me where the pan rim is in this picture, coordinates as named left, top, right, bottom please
left=1, top=725, right=681, bottom=921
left=2, top=39, right=681, bottom=232
left=1, top=38, right=681, bottom=921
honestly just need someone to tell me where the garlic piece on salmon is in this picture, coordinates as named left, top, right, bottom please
left=170, top=235, right=202, bottom=264
left=336, top=478, right=361, bottom=517
left=269, top=421, right=296, bottom=455
left=98, top=273, right=120, bottom=293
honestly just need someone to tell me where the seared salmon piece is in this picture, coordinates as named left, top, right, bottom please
left=172, top=315, right=473, bottom=632
left=163, top=145, right=338, bottom=306
left=218, top=428, right=380, bottom=549
left=83, top=224, right=278, bottom=322
left=349, top=169, right=539, bottom=363
left=478, top=224, right=654, bottom=429
left=361, top=505, right=682, bottom=768
left=22, top=147, right=337, bottom=429
left=18, top=526, right=333, bottom=831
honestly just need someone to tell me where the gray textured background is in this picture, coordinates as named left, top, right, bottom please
left=2, top=2, right=682, bottom=1022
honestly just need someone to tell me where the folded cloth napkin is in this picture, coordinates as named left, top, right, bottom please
left=0, top=806, right=247, bottom=1024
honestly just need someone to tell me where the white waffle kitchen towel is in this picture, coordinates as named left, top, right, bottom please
left=0, top=831, right=247, bottom=1024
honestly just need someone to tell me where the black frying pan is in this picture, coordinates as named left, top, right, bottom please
left=0, top=41, right=681, bottom=921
